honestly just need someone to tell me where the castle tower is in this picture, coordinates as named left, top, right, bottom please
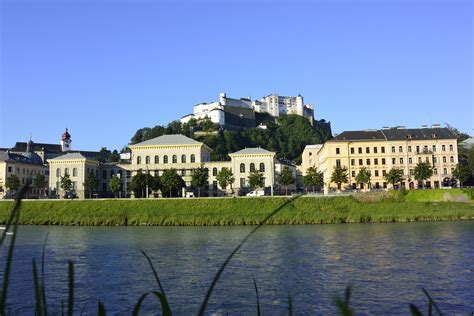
left=61, top=128, right=72, bottom=152
left=296, top=94, right=304, bottom=116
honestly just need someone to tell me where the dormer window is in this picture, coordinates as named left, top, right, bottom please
left=406, top=135, right=412, bottom=139
left=430, top=134, right=437, bottom=138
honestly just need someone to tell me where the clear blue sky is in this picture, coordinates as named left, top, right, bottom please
left=1, top=0, right=472, bottom=151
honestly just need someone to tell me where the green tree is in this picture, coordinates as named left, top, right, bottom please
left=355, top=167, right=371, bottom=191
left=84, top=172, right=99, bottom=198
left=33, top=173, right=47, bottom=196
left=130, top=170, right=147, bottom=198
left=384, top=168, right=404, bottom=189
left=216, top=167, right=235, bottom=194
left=278, top=167, right=295, bottom=195
left=5, top=175, right=20, bottom=192
left=414, top=161, right=433, bottom=188
left=453, top=164, right=471, bottom=187
left=191, top=168, right=209, bottom=197
left=330, top=165, right=348, bottom=190
left=60, top=174, right=73, bottom=197
left=161, top=169, right=184, bottom=197
left=150, top=174, right=161, bottom=193
left=109, top=175, right=121, bottom=198
left=248, top=170, right=265, bottom=190
left=302, top=167, right=324, bottom=192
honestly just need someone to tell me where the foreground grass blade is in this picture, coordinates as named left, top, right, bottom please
left=0, top=184, right=28, bottom=314
left=67, top=261, right=74, bottom=316
left=409, top=304, right=423, bottom=316
left=288, top=295, right=293, bottom=316
left=335, top=286, right=353, bottom=316
left=421, top=288, right=442, bottom=315
left=41, top=232, right=49, bottom=316
left=32, top=259, right=43, bottom=316
left=98, top=300, right=106, bottom=316
left=253, top=276, right=261, bottom=316
left=132, top=291, right=171, bottom=316
left=198, top=196, right=300, bottom=316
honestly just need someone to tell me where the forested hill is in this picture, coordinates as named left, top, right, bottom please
left=129, top=115, right=332, bottom=163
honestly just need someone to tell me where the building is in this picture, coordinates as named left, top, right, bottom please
left=181, top=92, right=315, bottom=128
left=302, top=126, right=459, bottom=192
left=0, top=139, right=48, bottom=199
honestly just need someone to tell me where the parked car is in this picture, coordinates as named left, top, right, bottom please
left=185, top=191, right=195, bottom=198
left=246, top=190, right=265, bottom=197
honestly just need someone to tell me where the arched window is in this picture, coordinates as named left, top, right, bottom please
left=191, top=154, right=196, bottom=163
left=250, top=163, right=255, bottom=172
left=73, top=168, right=77, bottom=177
left=213, top=167, right=218, bottom=176
left=259, top=163, right=265, bottom=172
left=103, top=170, right=107, bottom=179
left=163, top=155, right=168, bottom=164
left=56, top=168, right=61, bottom=177
left=65, top=168, right=69, bottom=175
left=154, top=155, right=159, bottom=164
left=181, top=155, right=186, bottom=163
left=145, top=156, right=150, bottom=164
left=240, top=163, right=245, bottom=173
left=137, top=156, right=141, bottom=164
left=172, top=155, right=177, bottom=163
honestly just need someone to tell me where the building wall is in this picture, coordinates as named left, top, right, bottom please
left=229, top=153, right=276, bottom=191
left=48, top=159, right=99, bottom=199
left=301, top=144, right=323, bottom=175
left=0, top=161, right=48, bottom=198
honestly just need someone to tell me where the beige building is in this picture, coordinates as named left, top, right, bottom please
left=302, top=126, right=459, bottom=192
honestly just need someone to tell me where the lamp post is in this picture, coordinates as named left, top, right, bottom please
left=146, top=165, right=149, bottom=199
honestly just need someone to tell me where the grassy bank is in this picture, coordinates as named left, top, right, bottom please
left=0, top=189, right=473, bottom=226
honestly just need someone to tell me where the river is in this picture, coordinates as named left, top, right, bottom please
left=1, top=222, right=473, bottom=314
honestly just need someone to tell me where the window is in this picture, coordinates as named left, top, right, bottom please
left=56, top=168, right=61, bottom=177
left=373, top=147, right=378, bottom=154
left=374, top=170, right=379, bottom=177
left=381, top=147, right=385, bottom=153
left=240, top=178, right=245, bottom=187
left=399, top=146, right=403, bottom=153
left=351, top=159, right=355, bottom=166
left=145, top=156, right=150, bottom=164
left=155, top=156, right=159, bottom=164
left=366, top=159, right=370, bottom=165
left=442, top=145, right=446, bottom=151
left=102, top=170, right=107, bottom=179
left=213, top=168, right=217, bottom=176
left=416, top=146, right=420, bottom=153
left=408, top=146, right=412, bottom=152
left=382, top=158, right=386, bottom=165
left=351, top=171, right=355, bottom=177
left=409, top=157, right=412, bottom=164
left=111, top=170, right=115, bottom=177
left=449, top=144, right=453, bottom=151
left=7, top=166, right=12, bottom=173
left=250, top=163, right=255, bottom=172
left=336, top=148, right=340, bottom=155
left=392, top=158, right=396, bottom=164
left=259, top=163, right=265, bottom=172
left=240, top=163, right=245, bottom=173
left=443, top=168, right=447, bottom=175
left=374, top=158, right=378, bottom=165
left=400, top=158, right=404, bottom=164
left=309, top=152, right=312, bottom=156
left=190, top=154, right=195, bottom=163
left=350, top=148, right=355, bottom=154
left=418, top=157, right=422, bottom=163
left=137, top=156, right=141, bottom=164
left=366, top=147, right=370, bottom=154
left=382, top=170, right=387, bottom=176
left=65, top=168, right=69, bottom=175
left=336, top=159, right=341, bottom=168
left=163, top=155, right=168, bottom=164
left=181, top=155, right=186, bottom=163
left=358, top=147, right=362, bottom=154
left=73, top=168, right=77, bottom=177
left=410, top=169, right=414, bottom=176
left=433, top=157, right=437, bottom=164
left=432, top=145, right=436, bottom=152
left=172, top=155, right=177, bottom=163
left=434, top=168, right=437, bottom=175
left=391, top=146, right=395, bottom=153
left=450, top=156, right=454, bottom=163
left=425, top=157, right=429, bottom=163
left=359, top=159, right=363, bottom=165
left=443, top=157, right=447, bottom=163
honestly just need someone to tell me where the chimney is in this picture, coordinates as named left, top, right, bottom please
left=432, top=124, right=441, bottom=128
left=421, top=125, right=428, bottom=129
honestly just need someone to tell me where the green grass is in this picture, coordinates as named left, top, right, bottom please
left=0, top=192, right=473, bottom=226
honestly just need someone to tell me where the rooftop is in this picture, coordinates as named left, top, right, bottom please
left=0, top=151, right=45, bottom=165
left=131, top=134, right=202, bottom=146
left=230, top=147, right=275, bottom=155
left=49, top=152, right=89, bottom=161
left=331, top=127, right=456, bottom=142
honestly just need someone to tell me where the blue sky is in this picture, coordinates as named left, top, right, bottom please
left=1, top=0, right=472, bottom=151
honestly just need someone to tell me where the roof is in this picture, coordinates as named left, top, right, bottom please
left=0, top=151, right=45, bottom=165
left=131, top=134, right=202, bottom=146
left=230, top=147, right=275, bottom=155
left=331, top=127, right=456, bottom=142
left=11, top=142, right=62, bottom=152
left=304, top=144, right=323, bottom=150
left=49, top=152, right=88, bottom=160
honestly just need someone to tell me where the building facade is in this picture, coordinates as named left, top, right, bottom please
left=302, top=126, right=459, bottom=191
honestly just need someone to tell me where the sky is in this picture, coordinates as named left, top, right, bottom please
left=0, top=0, right=472, bottom=151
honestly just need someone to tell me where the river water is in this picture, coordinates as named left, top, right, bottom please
left=1, top=222, right=473, bottom=315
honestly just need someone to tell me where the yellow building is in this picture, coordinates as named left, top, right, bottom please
left=302, top=126, right=458, bottom=192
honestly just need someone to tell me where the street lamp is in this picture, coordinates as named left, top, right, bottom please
left=146, top=165, right=149, bottom=199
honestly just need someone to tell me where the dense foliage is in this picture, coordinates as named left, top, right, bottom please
left=130, top=115, right=332, bottom=162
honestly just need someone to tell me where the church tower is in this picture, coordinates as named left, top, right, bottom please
left=61, top=128, right=72, bottom=152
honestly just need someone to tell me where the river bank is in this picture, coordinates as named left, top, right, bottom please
left=0, top=189, right=473, bottom=226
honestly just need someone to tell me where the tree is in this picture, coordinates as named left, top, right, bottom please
left=130, top=169, right=153, bottom=198
left=414, top=161, right=433, bottom=188
left=278, top=167, right=295, bottom=195
left=161, top=169, right=184, bottom=197
left=33, top=173, right=47, bottom=196
left=453, top=164, right=471, bottom=187
left=109, top=175, right=121, bottom=198
left=248, top=170, right=265, bottom=190
left=191, top=168, right=208, bottom=197
left=384, top=168, right=404, bottom=189
left=5, top=175, right=20, bottom=192
left=355, top=167, right=371, bottom=191
left=330, top=165, right=348, bottom=190
left=216, top=167, right=235, bottom=194
left=60, top=174, right=73, bottom=196
left=150, top=174, right=161, bottom=193
left=302, top=167, right=324, bottom=192
left=84, top=172, right=99, bottom=198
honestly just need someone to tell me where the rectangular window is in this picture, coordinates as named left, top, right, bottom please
left=433, top=157, right=437, bottom=164
left=449, top=144, right=453, bottom=151
left=359, top=159, right=363, bottom=165
left=374, top=158, right=378, bottom=165
left=366, top=147, right=370, bottom=154
left=409, top=169, right=414, bottom=176
left=409, top=157, right=412, bottom=164
left=336, top=159, right=341, bottom=168
left=434, top=168, right=438, bottom=175
left=432, top=145, right=436, bottom=152
left=443, top=157, right=447, bottom=163
left=391, top=146, right=395, bottom=153
left=450, top=156, right=454, bottom=163
left=443, top=168, right=447, bottom=175
left=382, top=170, right=387, bottom=176
left=7, top=167, right=11, bottom=173
left=392, top=158, right=396, bottom=164
left=351, top=171, right=355, bottom=177
left=366, top=159, right=370, bottom=165
left=336, top=148, right=340, bottom=155
left=373, top=147, right=378, bottom=154
left=382, top=158, right=386, bottom=165
left=240, top=178, right=246, bottom=187
left=408, top=146, right=412, bottom=152
left=400, top=158, right=404, bottom=164
left=350, top=148, right=354, bottom=154
left=374, top=170, right=379, bottom=177
left=416, top=146, right=420, bottom=153
left=442, top=145, right=446, bottom=151
left=358, top=147, right=362, bottom=154
left=399, top=146, right=403, bottom=153
left=381, top=147, right=385, bottom=153
left=351, top=159, right=355, bottom=166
